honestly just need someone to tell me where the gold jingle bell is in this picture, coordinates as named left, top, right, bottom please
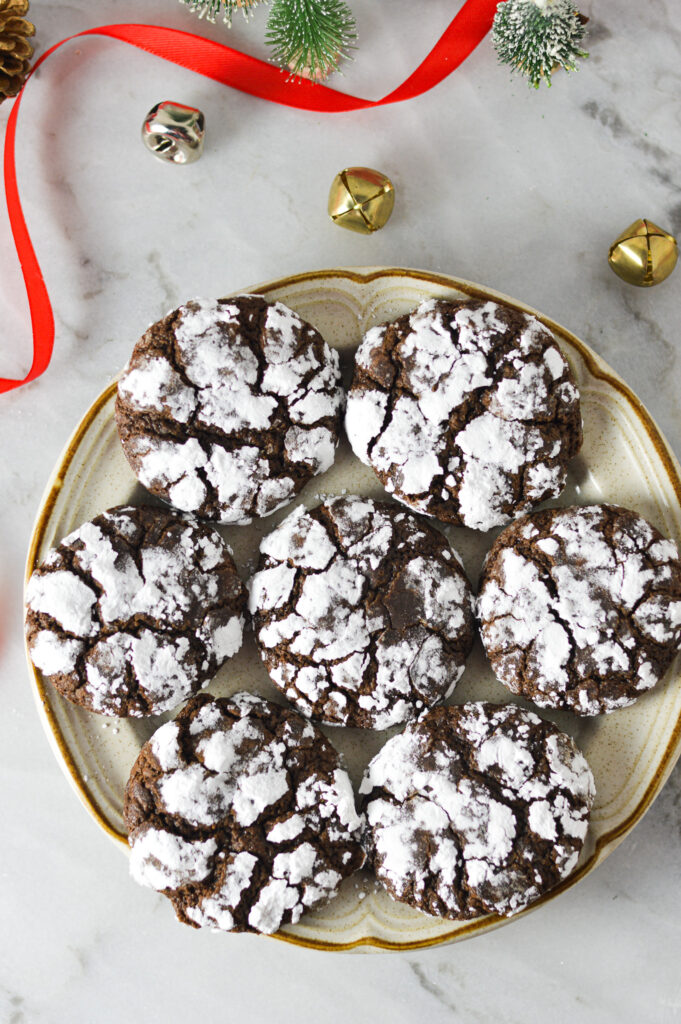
left=608, top=218, right=678, bottom=287
left=328, top=167, right=395, bottom=234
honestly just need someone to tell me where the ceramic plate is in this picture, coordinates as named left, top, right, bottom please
left=25, top=267, right=681, bottom=953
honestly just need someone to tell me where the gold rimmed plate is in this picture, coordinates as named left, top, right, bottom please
left=25, top=267, right=681, bottom=952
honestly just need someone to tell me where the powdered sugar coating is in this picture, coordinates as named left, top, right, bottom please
left=478, top=504, right=681, bottom=715
left=360, top=702, right=595, bottom=920
left=345, top=299, right=582, bottom=530
left=116, top=296, right=344, bottom=524
left=125, top=693, right=365, bottom=934
left=25, top=506, right=247, bottom=716
left=249, top=496, right=475, bottom=729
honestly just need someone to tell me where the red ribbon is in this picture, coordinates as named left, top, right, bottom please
left=1, top=3, right=497, bottom=394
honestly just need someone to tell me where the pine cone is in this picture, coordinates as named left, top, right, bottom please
left=0, top=0, right=35, bottom=103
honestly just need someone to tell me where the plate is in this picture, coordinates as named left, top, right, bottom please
left=25, top=267, right=681, bottom=953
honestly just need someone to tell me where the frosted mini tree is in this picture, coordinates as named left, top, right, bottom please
left=492, top=0, right=588, bottom=89
left=180, top=0, right=356, bottom=80
left=181, top=0, right=260, bottom=22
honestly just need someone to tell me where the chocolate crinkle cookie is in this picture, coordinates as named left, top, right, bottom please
left=475, top=501, right=679, bottom=712
left=124, top=692, right=365, bottom=934
left=345, top=299, right=582, bottom=531
left=360, top=702, right=595, bottom=920
left=478, top=504, right=681, bottom=715
left=25, top=506, right=247, bottom=717
left=116, top=296, right=344, bottom=524
left=248, top=495, right=475, bottom=729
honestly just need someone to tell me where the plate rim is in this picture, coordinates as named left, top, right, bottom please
left=24, top=265, right=681, bottom=953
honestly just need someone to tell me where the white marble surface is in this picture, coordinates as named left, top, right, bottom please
left=2, top=1, right=681, bottom=1020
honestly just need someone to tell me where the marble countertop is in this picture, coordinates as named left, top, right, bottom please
left=2, top=1, right=681, bottom=1020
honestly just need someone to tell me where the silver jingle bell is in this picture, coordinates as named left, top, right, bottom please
left=141, top=100, right=205, bottom=164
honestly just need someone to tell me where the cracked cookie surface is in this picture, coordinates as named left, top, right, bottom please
left=116, top=296, right=344, bottom=524
left=345, top=298, right=582, bottom=531
left=248, top=495, right=475, bottom=729
left=360, top=702, right=595, bottom=920
left=25, top=505, right=247, bottom=716
left=124, top=692, right=365, bottom=934
left=478, top=504, right=681, bottom=715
